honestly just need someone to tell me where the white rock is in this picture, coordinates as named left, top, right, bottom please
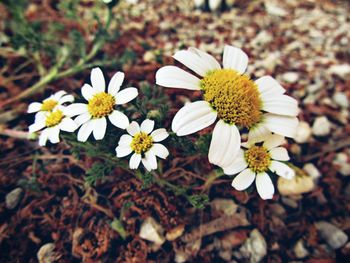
left=278, top=174, right=315, bottom=196
left=303, top=163, right=321, bottom=181
left=238, top=229, right=267, bottom=263
left=316, top=221, right=348, bottom=250
left=37, top=243, right=57, bottom=263
left=294, top=239, right=309, bottom=258
left=139, top=217, right=165, bottom=245
left=5, top=188, right=23, bottom=209
left=265, top=2, right=288, bottom=17
left=312, top=116, right=331, bottom=136
left=282, top=72, right=299, bottom=84
left=328, top=64, right=350, bottom=80
left=295, top=121, right=312, bottom=143
left=334, top=153, right=350, bottom=176
left=333, top=92, right=349, bottom=108
left=211, top=198, right=238, bottom=216
left=251, top=31, right=273, bottom=47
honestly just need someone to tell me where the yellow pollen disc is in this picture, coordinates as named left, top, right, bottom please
left=41, top=99, right=58, bottom=111
left=88, top=92, right=115, bottom=118
left=244, top=146, right=271, bottom=173
left=130, top=132, right=153, bottom=154
left=201, top=69, right=262, bottom=128
left=45, top=110, right=64, bottom=127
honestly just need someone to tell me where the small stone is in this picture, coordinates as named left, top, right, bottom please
left=211, top=198, right=238, bottom=217
left=312, top=116, right=331, bottom=136
left=237, top=229, right=267, bottom=263
left=333, top=92, right=349, bottom=108
left=281, top=197, right=299, bottom=209
left=294, top=239, right=309, bottom=258
left=37, top=243, right=59, bottom=263
left=265, top=2, right=288, bottom=17
left=328, top=64, right=350, bottom=80
left=5, top=188, right=23, bottom=209
left=278, top=173, right=315, bottom=196
left=251, top=31, right=273, bottom=47
left=143, top=50, right=155, bottom=63
left=303, top=163, right=321, bottom=181
left=166, top=225, right=185, bottom=241
left=334, top=153, right=350, bottom=176
left=315, top=221, right=348, bottom=250
left=218, top=250, right=232, bottom=261
left=139, top=217, right=165, bottom=245
left=294, top=121, right=312, bottom=143
left=282, top=72, right=299, bottom=84
left=269, top=204, right=286, bottom=218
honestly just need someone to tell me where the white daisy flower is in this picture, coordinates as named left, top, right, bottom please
left=156, top=45, right=299, bottom=169
left=224, top=134, right=295, bottom=200
left=27, top=90, right=74, bottom=116
left=116, top=119, right=169, bottom=172
left=65, top=67, right=138, bottom=142
left=28, top=106, right=78, bottom=146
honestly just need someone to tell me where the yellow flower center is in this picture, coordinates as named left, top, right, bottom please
left=41, top=99, right=58, bottom=111
left=244, top=146, right=271, bottom=173
left=88, top=92, right=115, bottom=118
left=45, top=110, right=64, bottom=127
left=201, top=69, right=262, bottom=128
left=130, top=132, right=153, bottom=154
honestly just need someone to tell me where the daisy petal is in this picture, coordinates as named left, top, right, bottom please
left=90, top=67, right=105, bottom=92
left=74, top=112, right=91, bottom=126
left=118, top=134, right=133, bottom=146
left=151, top=128, right=169, bottom=142
left=58, top=94, right=74, bottom=104
left=189, top=47, right=221, bottom=71
left=262, top=95, right=299, bottom=117
left=39, top=129, right=49, bottom=146
left=64, top=103, right=88, bottom=117
left=141, top=157, right=152, bottom=172
left=151, top=143, right=169, bottom=159
left=129, top=153, right=141, bottom=169
left=127, top=121, right=140, bottom=136
left=115, top=87, right=138, bottom=105
left=248, top=124, right=270, bottom=144
left=208, top=120, right=241, bottom=168
left=28, top=102, right=42, bottom=113
left=172, top=101, right=217, bottom=136
left=223, top=149, right=248, bottom=175
left=143, top=151, right=157, bottom=171
left=223, top=45, right=248, bottom=74
left=264, top=114, right=299, bottom=138
left=255, top=76, right=285, bottom=98
left=53, top=90, right=67, bottom=100
left=140, top=119, right=154, bottom=134
left=81, top=84, right=96, bottom=101
left=156, top=66, right=200, bottom=90
left=77, top=120, right=95, bottom=142
left=270, top=147, right=290, bottom=161
left=29, top=120, right=46, bottom=133
left=108, top=71, right=124, bottom=96
left=108, top=110, right=129, bottom=129
left=269, top=160, right=295, bottom=179
left=48, top=126, right=60, bottom=144
left=92, top=117, right=107, bottom=140
left=59, top=117, right=78, bottom=132
left=263, top=134, right=285, bottom=150
left=256, top=172, right=274, bottom=200
left=231, top=168, right=256, bottom=191
left=116, top=145, right=132, bottom=157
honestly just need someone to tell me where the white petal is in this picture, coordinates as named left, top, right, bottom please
left=151, top=143, right=169, bottom=159
left=151, top=128, right=169, bottom=142
left=108, top=71, right=124, bottom=96
left=141, top=158, right=152, bottom=172
left=247, top=124, right=270, bottom=144
left=35, top=111, right=46, bottom=121
left=77, top=120, right=95, bottom=142
left=115, top=87, right=138, bottom=105
left=48, top=126, right=60, bottom=144
left=270, top=147, right=290, bottom=161
left=81, top=84, right=96, bottom=101
left=58, top=94, right=74, bottom=104
left=27, top=102, right=42, bottom=113
left=155, top=66, right=200, bottom=90
left=38, top=129, right=49, bottom=146
left=223, top=149, right=248, bottom=175
left=262, top=95, right=299, bottom=117
left=143, top=151, right=157, bottom=171
left=172, top=100, right=217, bottom=136
left=264, top=114, right=299, bottom=138
left=59, top=117, right=78, bottom=132
left=126, top=121, right=140, bottom=136
left=255, top=76, right=286, bottom=99
left=92, top=117, right=107, bottom=140
left=108, top=110, right=129, bottom=129
left=263, top=134, right=285, bottom=150
left=29, top=119, right=46, bottom=133
left=173, top=49, right=219, bottom=76
left=222, top=45, right=248, bottom=74
left=209, top=0, right=221, bottom=11
left=208, top=120, right=241, bottom=168
left=140, top=119, right=154, bottom=134
left=116, top=145, right=132, bottom=157
left=118, top=134, right=133, bottom=146
left=74, top=112, right=91, bottom=126
left=64, top=103, right=88, bottom=117
left=129, top=153, right=141, bottom=169
left=188, top=47, right=221, bottom=71
left=53, top=90, right=67, bottom=100
left=256, top=172, right=274, bottom=200
left=269, top=160, right=295, bottom=179
left=90, top=67, right=105, bottom=92
left=231, top=169, right=256, bottom=191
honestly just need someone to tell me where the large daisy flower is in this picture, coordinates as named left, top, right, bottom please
left=116, top=119, right=169, bottom=171
left=156, top=45, right=299, bottom=169
left=65, top=68, right=138, bottom=142
left=27, top=90, right=74, bottom=116
left=225, top=134, right=295, bottom=200
left=29, top=106, right=78, bottom=146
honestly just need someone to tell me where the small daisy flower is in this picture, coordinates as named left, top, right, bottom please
left=224, top=134, right=295, bottom=200
left=156, top=45, right=299, bottom=169
left=116, top=119, right=169, bottom=172
left=28, top=106, right=78, bottom=146
left=65, top=67, right=138, bottom=142
left=27, top=90, right=74, bottom=116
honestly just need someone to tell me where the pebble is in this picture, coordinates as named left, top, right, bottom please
left=166, top=225, right=185, bottom=241
left=278, top=174, right=315, bottom=196
left=315, top=221, right=348, bottom=250
left=235, top=229, right=267, bottom=263
left=5, top=188, right=23, bottom=209
left=139, top=217, right=165, bottom=245
left=265, top=2, right=288, bottom=17
left=333, top=92, right=349, bottom=108
left=334, top=153, right=350, bottom=176
left=281, top=72, right=299, bottom=84
left=328, top=64, right=350, bottom=80
left=303, top=163, right=321, bottom=181
left=294, top=239, right=309, bottom=258
left=312, top=116, right=331, bottom=136
left=37, top=243, right=58, bottom=263
left=281, top=196, right=299, bottom=209
left=294, top=121, right=312, bottom=143
left=211, top=198, right=238, bottom=217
